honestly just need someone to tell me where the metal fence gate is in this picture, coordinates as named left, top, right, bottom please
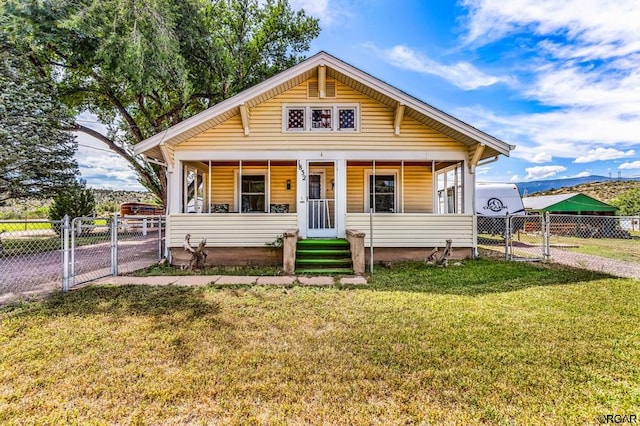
left=68, top=215, right=165, bottom=288
left=507, top=214, right=546, bottom=261
left=0, top=215, right=165, bottom=301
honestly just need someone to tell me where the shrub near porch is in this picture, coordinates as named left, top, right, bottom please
left=1, top=260, right=638, bottom=424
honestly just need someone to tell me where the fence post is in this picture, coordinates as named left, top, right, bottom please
left=504, top=215, right=510, bottom=261
left=70, top=217, right=76, bottom=287
left=142, top=217, right=147, bottom=236
left=544, top=212, right=551, bottom=262
left=157, top=216, right=162, bottom=261
left=111, top=213, right=119, bottom=276
left=62, top=215, right=70, bottom=292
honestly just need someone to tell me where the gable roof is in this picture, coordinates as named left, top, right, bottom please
left=523, top=193, right=617, bottom=212
left=135, top=51, right=515, bottom=162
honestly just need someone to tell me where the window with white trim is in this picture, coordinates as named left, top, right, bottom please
left=283, top=105, right=359, bottom=132
left=240, top=174, right=266, bottom=212
left=286, top=107, right=305, bottom=131
left=365, top=170, right=398, bottom=213
left=436, top=163, right=464, bottom=214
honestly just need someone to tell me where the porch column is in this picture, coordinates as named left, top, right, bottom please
left=296, top=159, right=306, bottom=238
left=464, top=159, right=475, bottom=214
left=335, top=159, right=346, bottom=238
left=168, top=161, right=181, bottom=215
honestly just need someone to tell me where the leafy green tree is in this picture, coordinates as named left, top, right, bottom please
left=1, top=0, right=320, bottom=206
left=49, top=180, right=96, bottom=226
left=611, top=188, right=640, bottom=216
left=0, top=43, right=78, bottom=205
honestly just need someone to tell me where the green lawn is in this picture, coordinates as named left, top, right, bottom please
left=1, top=260, right=639, bottom=424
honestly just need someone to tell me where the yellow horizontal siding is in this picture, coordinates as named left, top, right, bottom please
left=168, top=214, right=297, bottom=247
left=347, top=165, right=365, bottom=212
left=403, top=165, right=432, bottom=213
left=270, top=166, right=297, bottom=212
left=194, top=164, right=296, bottom=213
left=177, top=80, right=463, bottom=152
left=345, top=214, right=473, bottom=247
left=346, top=164, right=433, bottom=213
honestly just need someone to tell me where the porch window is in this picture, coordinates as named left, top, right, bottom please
left=436, top=162, right=464, bottom=214
left=241, top=175, right=266, bottom=212
left=366, top=172, right=397, bottom=213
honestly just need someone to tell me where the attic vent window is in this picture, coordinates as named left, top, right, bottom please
left=307, top=81, right=336, bottom=98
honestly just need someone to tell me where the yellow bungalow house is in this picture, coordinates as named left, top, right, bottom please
left=134, top=52, right=514, bottom=273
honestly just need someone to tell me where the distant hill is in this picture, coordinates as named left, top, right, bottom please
left=516, top=175, right=640, bottom=199
left=0, top=189, right=155, bottom=219
left=518, top=178, right=640, bottom=204
left=91, top=189, right=157, bottom=206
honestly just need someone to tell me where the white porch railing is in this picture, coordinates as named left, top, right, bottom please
left=307, top=199, right=334, bottom=230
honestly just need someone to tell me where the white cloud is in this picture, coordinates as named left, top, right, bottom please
left=619, top=161, right=640, bottom=170
left=454, top=105, right=640, bottom=164
left=523, top=165, right=567, bottom=180
left=455, top=0, right=640, bottom=174
left=509, top=174, right=520, bottom=182
left=572, top=171, right=591, bottom=178
left=531, top=152, right=552, bottom=163
left=574, top=147, right=636, bottom=163
left=364, top=43, right=510, bottom=90
left=289, top=0, right=342, bottom=26
left=461, top=0, right=640, bottom=50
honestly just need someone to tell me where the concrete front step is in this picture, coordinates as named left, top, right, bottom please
left=295, top=268, right=355, bottom=275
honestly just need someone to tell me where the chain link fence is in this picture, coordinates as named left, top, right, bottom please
left=479, top=213, right=640, bottom=276
left=0, top=219, right=64, bottom=303
left=547, top=214, right=640, bottom=264
left=0, top=215, right=165, bottom=303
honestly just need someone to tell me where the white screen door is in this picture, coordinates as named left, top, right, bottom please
left=307, top=161, right=336, bottom=237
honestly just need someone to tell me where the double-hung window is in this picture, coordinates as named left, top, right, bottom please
left=365, top=171, right=398, bottom=213
left=241, top=175, right=266, bottom=212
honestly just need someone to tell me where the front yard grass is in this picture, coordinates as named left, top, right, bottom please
left=1, top=259, right=639, bottom=424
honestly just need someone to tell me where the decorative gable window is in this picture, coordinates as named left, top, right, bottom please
left=311, top=108, right=332, bottom=129
left=286, top=108, right=305, bottom=130
left=283, top=104, right=359, bottom=132
left=338, top=108, right=356, bottom=130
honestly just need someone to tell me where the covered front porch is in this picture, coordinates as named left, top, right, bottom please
left=167, top=155, right=475, bottom=265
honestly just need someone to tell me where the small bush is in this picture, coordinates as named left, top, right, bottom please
left=48, top=179, right=96, bottom=234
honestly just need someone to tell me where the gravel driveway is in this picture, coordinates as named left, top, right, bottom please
left=548, top=246, right=640, bottom=279
left=490, top=242, right=640, bottom=279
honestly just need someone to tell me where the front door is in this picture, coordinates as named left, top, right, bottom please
left=306, top=161, right=336, bottom=237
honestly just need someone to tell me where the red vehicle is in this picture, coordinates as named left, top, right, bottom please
left=119, top=202, right=164, bottom=216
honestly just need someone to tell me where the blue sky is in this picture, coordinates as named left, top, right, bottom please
left=76, top=0, right=640, bottom=190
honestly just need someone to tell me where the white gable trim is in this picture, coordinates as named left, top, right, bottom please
left=134, top=52, right=514, bottom=158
